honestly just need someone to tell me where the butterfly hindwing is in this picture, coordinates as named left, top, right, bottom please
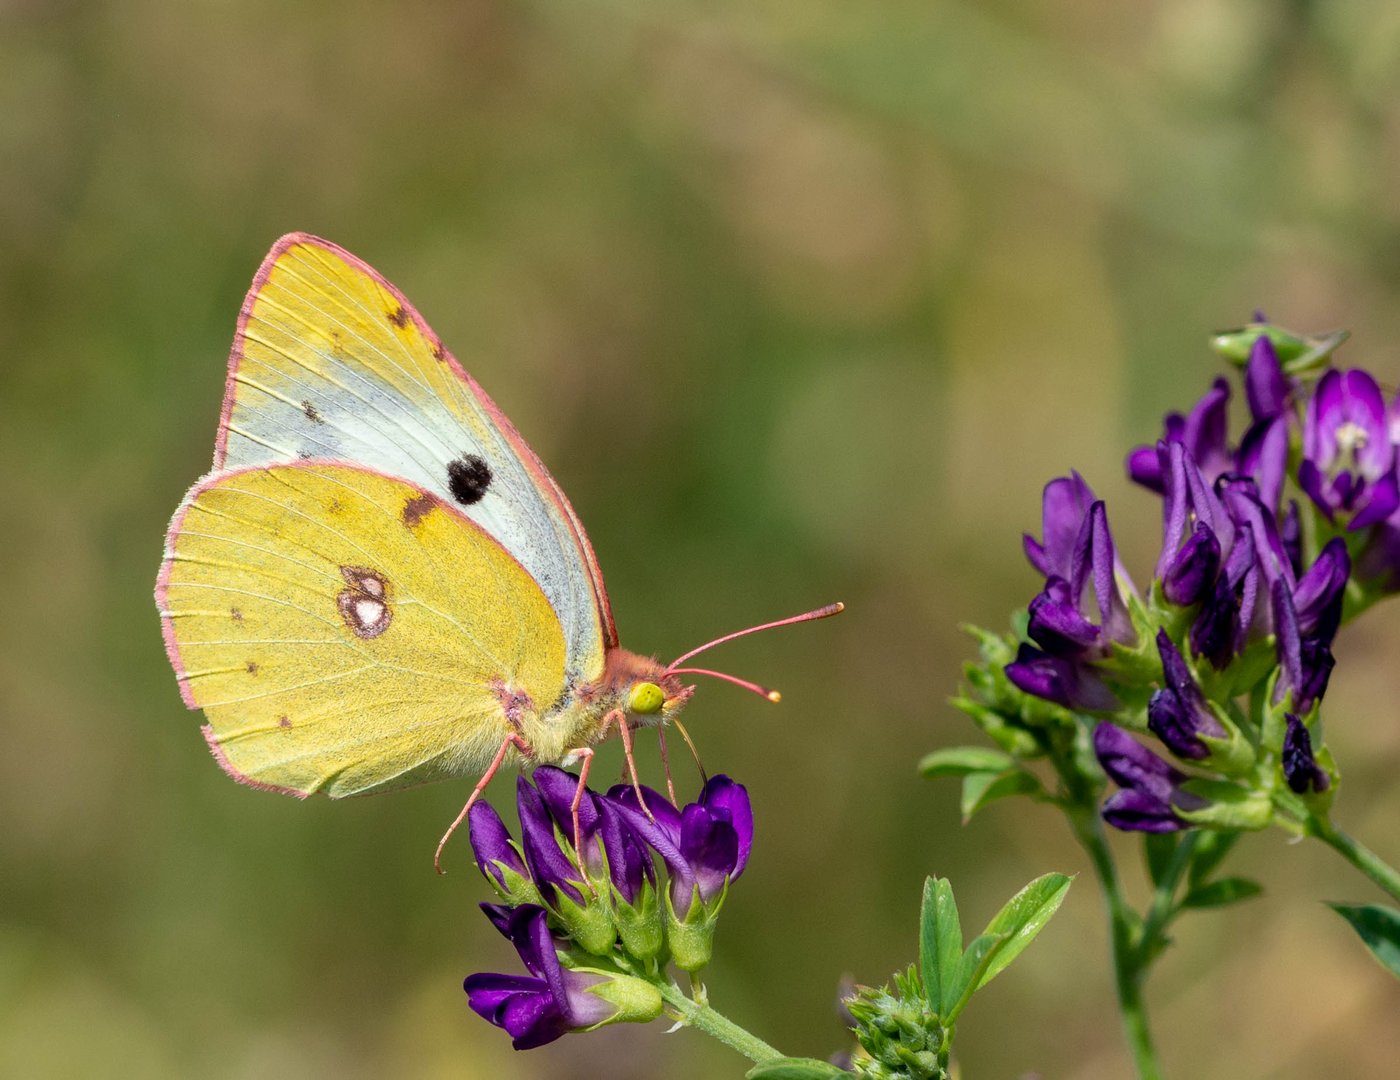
left=157, top=462, right=568, bottom=797
left=215, top=234, right=614, bottom=684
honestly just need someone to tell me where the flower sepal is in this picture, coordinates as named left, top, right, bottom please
left=1191, top=708, right=1257, bottom=779
left=1173, top=779, right=1272, bottom=831
left=610, top=872, right=665, bottom=963
left=488, top=860, right=543, bottom=908
left=1097, top=630, right=1168, bottom=690
left=547, top=884, right=618, bottom=958
left=664, top=880, right=723, bottom=973
left=467, top=802, right=545, bottom=908
left=559, top=960, right=665, bottom=1030
left=1199, top=636, right=1278, bottom=702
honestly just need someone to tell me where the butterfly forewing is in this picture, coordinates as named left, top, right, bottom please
left=158, top=463, right=568, bottom=797
left=214, top=235, right=613, bottom=683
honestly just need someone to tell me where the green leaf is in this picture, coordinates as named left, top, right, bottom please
left=919, top=746, right=1016, bottom=778
left=1186, top=829, right=1242, bottom=889
left=746, top=1059, right=852, bottom=1079
left=919, top=877, right=962, bottom=1016
left=946, top=930, right=1007, bottom=1024
left=974, top=872, right=1073, bottom=990
left=1181, top=877, right=1262, bottom=910
left=1143, top=833, right=1179, bottom=888
left=1329, top=903, right=1400, bottom=979
left=960, top=769, right=1041, bottom=822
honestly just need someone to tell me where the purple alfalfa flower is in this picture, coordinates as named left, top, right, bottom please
left=1026, top=577, right=1102, bottom=655
left=468, top=801, right=541, bottom=907
left=1189, top=520, right=1257, bottom=669
left=1014, top=486, right=1135, bottom=710
left=465, top=904, right=661, bottom=1050
left=1161, top=522, right=1220, bottom=607
left=1023, top=479, right=1135, bottom=648
left=1279, top=500, right=1305, bottom=578
left=1235, top=337, right=1295, bottom=512
left=1172, top=471, right=1291, bottom=669
left=1155, top=440, right=1236, bottom=595
left=1005, top=643, right=1120, bottom=712
left=1244, top=335, right=1291, bottom=421
left=1218, top=476, right=1294, bottom=592
left=1093, top=723, right=1205, bottom=833
left=1268, top=541, right=1347, bottom=715
left=593, top=796, right=664, bottom=961
left=1147, top=631, right=1228, bottom=761
left=1281, top=714, right=1331, bottom=795
left=516, top=770, right=616, bottom=955
left=609, top=776, right=753, bottom=971
left=1024, top=472, right=1096, bottom=582
left=610, top=776, right=752, bottom=911
left=1291, top=537, right=1349, bottom=643
left=1271, top=579, right=1337, bottom=714
left=1299, top=368, right=1400, bottom=529
left=1128, top=377, right=1233, bottom=494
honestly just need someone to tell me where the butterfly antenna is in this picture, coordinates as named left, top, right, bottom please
left=668, top=667, right=782, bottom=702
left=664, top=602, right=844, bottom=702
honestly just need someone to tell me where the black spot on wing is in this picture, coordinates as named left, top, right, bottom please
left=302, top=400, right=324, bottom=424
left=388, top=305, right=410, bottom=328
left=447, top=454, right=492, bottom=505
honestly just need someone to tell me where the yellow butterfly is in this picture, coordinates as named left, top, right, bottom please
left=156, top=234, right=840, bottom=869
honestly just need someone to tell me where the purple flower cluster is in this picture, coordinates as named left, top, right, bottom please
left=464, top=767, right=753, bottom=1048
left=1006, top=325, right=1384, bottom=832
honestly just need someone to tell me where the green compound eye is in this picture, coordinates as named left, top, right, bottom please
left=628, top=681, right=665, bottom=715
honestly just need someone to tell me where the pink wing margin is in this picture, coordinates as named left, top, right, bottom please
left=209, top=232, right=619, bottom=650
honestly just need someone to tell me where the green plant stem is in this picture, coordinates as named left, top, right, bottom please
left=1308, top=817, right=1400, bottom=905
left=1133, top=832, right=1200, bottom=969
left=1068, top=806, right=1164, bottom=1080
left=657, top=980, right=785, bottom=1065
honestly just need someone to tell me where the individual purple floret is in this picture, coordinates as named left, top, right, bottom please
left=1281, top=714, right=1331, bottom=795
left=1147, top=631, right=1227, bottom=761
left=465, top=904, right=660, bottom=1050
left=1299, top=369, right=1400, bottom=528
left=1093, top=723, right=1204, bottom=833
left=610, top=775, right=752, bottom=915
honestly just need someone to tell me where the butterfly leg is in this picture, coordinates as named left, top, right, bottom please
left=566, top=708, right=647, bottom=856
left=435, top=731, right=533, bottom=875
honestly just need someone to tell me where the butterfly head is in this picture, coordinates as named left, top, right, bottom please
left=604, top=650, right=695, bottom=728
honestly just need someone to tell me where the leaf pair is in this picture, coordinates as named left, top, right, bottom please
left=746, top=873, right=1072, bottom=1080
left=919, top=873, right=1071, bottom=1027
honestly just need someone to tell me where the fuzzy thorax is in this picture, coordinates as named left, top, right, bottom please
left=519, top=648, right=693, bottom=765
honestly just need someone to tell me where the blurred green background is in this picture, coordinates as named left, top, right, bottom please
left=6, top=1, right=1400, bottom=1076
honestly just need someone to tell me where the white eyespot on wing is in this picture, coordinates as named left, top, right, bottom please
left=336, top=565, right=392, bottom=639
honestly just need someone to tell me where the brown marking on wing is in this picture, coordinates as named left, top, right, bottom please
left=401, top=493, right=436, bottom=529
